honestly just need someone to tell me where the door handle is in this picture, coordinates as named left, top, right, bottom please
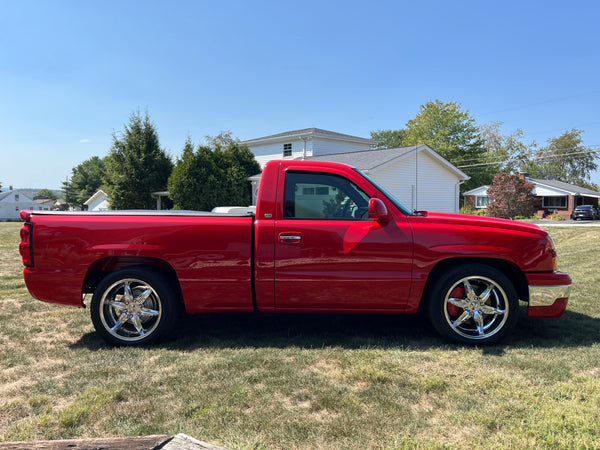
left=279, top=233, right=303, bottom=244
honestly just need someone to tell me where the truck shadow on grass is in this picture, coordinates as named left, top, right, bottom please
left=73, top=306, right=600, bottom=352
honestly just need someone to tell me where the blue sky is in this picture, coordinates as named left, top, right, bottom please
left=1, top=0, right=599, bottom=189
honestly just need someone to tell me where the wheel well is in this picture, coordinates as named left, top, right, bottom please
left=419, top=258, right=529, bottom=312
left=83, top=257, right=183, bottom=304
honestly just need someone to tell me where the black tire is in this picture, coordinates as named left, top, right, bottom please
left=90, top=267, right=180, bottom=346
left=427, top=264, right=519, bottom=345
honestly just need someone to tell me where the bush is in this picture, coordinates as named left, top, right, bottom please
left=460, top=206, right=489, bottom=216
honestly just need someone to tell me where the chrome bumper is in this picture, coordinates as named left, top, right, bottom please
left=528, top=284, right=571, bottom=307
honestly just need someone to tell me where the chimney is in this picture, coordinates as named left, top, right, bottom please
left=516, top=172, right=529, bottom=180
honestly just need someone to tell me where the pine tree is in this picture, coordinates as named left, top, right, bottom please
left=103, top=112, right=173, bottom=210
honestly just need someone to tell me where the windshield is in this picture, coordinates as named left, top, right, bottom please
left=354, top=168, right=415, bottom=216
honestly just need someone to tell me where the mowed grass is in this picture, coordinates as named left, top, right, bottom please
left=1, top=222, right=600, bottom=449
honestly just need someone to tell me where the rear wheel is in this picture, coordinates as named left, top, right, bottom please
left=427, top=264, right=519, bottom=345
left=90, top=267, right=180, bottom=346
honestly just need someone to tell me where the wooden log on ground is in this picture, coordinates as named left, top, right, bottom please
left=0, top=434, right=226, bottom=450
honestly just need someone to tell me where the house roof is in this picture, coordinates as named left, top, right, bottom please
left=463, top=185, right=490, bottom=196
left=530, top=178, right=600, bottom=197
left=84, top=190, right=108, bottom=205
left=463, top=178, right=600, bottom=199
left=242, top=128, right=374, bottom=145
left=302, top=145, right=469, bottom=180
left=0, top=190, right=34, bottom=202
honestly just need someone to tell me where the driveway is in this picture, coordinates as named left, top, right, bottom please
left=533, top=219, right=600, bottom=227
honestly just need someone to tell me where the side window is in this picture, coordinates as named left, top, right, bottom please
left=284, top=171, right=370, bottom=219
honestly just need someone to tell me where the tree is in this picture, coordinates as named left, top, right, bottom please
left=403, top=100, right=488, bottom=191
left=168, top=135, right=260, bottom=211
left=487, top=173, right=539, bottom=219
left=479, top=121, right=535, bottom=175
left=103, top=112, right=173, bottom=210
left=521, top=128, right=598, bottom=188
left=62, top=156, right=106, bottom=209
left=204, top=130, right=237, bottom=149
left=34, top=189, right=57, bottom=200
left=370, top=129, right=407, bottom=149
left=168, top=138, right=215, bottom=210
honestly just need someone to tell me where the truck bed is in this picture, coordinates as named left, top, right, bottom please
left=23, top=211, right=255, bottom=313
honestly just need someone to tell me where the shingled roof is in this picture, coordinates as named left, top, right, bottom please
left=302, top=144, right=469, bottom=179
left=531, top=178, right=600, bottom=197
left=242, top=128, right=374, bottom=145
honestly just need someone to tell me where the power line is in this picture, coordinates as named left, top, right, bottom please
left=452, top=146, right=600, bottom=168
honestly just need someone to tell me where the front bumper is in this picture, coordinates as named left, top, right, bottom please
left=526, top=272, right=572, bottom=318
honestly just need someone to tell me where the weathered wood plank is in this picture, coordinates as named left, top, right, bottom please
left=0, top=434, right=226, bottom=450
left=163, top=434, right=227, bottom=450
left=0, top=434, right=171, bottom=449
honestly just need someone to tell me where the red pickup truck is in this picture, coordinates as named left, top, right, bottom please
left=19, top=160, right=571, bottom=346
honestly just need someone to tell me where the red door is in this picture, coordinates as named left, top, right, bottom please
left=274, top=170, right=413, bottom=311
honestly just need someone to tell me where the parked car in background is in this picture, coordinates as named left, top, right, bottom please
left=570, top=205, right=599, bottom=220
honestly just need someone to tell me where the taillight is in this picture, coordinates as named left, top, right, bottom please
left=19, top=222, right=34, bottom=267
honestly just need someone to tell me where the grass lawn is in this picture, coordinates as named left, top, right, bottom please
left=1, top=222, right=599, bottom=448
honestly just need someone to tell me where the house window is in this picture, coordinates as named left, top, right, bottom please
left=543, top=196, right=567, bottom=208
left=475, top=196, right=491, bottom=208
left=283, top=143, right=292, bottom=157
left=301, top=186, right=330, bottom=196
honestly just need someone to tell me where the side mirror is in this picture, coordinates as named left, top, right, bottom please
left=368, top=198, right=390, bottom=222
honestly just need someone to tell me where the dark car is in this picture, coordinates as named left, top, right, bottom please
left=570, top=205, right=599, bottom=220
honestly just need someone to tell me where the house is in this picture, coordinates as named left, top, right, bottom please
left=35, top=198, right=57, bottom=210
left=246, top=138, right=470, bottom=214
left=463, top=174, right=600, bottom=218
left=242, top=128, right=374, bottom=168
left=84, top=190, right=109, bottom=211
left=83, top=190, right=169, bottom=211
left=0, top=188, right=37, bottom=220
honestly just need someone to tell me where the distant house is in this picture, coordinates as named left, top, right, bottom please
left=83, top=190, right=169, bottom=210
left=245, top=128, right=469, bottom=214
left=464, top=173, right=600, bottom=218
left=35, top=198, right=56, bottom=210
left=84, top=190, right=109, bottom=211
left=0, top=189, right=37, bottom=220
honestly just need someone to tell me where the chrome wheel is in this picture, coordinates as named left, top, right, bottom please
left=428, top=264, right=519, bottom=345
left=99, top=278, right=162, bottom=342
left=91, top=267, right=180, bottom=346
left=443, top=275, right=509, bottom=341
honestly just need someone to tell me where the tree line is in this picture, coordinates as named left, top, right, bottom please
left=62, top=112, right=260, bottom=211
left=371, top=99, right=598, bottom=194
left=63, top=102, right=598, bottom=213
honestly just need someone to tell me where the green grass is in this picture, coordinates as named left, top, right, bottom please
left=1, top=222, right=600, bottom=448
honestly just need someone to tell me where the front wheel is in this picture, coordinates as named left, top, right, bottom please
left=90, top=267, right=180, bottom=346
left=427, top=264, right=519, bottom=345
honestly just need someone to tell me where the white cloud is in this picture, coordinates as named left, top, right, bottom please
left=79, top=139, right=90, bottom=144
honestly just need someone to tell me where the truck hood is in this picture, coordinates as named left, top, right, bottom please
left=412, top=211, right=548, bottom=237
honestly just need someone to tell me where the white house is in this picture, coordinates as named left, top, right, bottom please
left=243, top=128, right=469, bottom=213
left=242, top=128, right=374, bottom=168
left=84, top=190, right=109, bottom=211
left=303, top=145, right=469, bottom=213
left=0, top=189, right=37, bottom=220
